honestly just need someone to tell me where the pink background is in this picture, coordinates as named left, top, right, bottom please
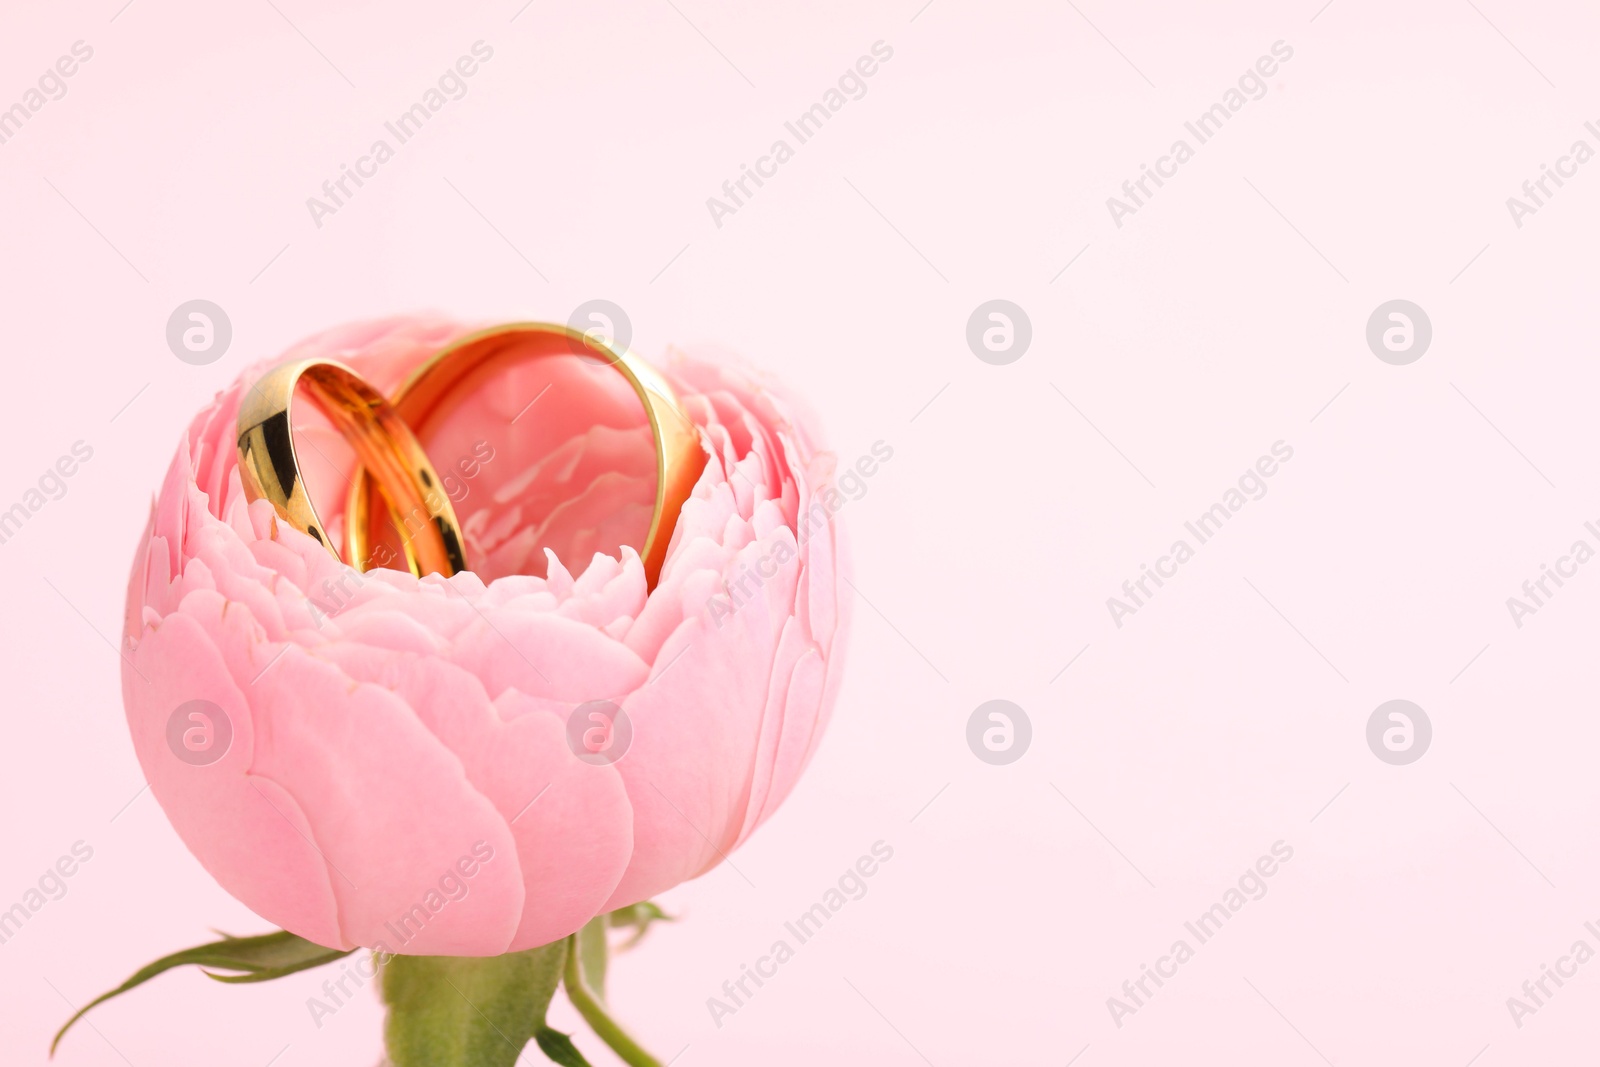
left=3, top=0, right=1599, bottom=1063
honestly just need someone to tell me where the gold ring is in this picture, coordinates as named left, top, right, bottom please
left=347, top=323, right=706, bottom=589
left=236, top=359, right=468, bottom=578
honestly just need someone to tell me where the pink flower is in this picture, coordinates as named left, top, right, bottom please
left=121, top=317, right=848, bottom=956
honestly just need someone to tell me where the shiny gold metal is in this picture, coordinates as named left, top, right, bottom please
left=236, top=359, right=468, bottom=578
left=347, top=323, right=706, bottom=588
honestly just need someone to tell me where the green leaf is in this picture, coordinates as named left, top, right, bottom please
left=535, top=1028, right=596, bottom=1066
left=52, top=930, right=352, bottom=1055
left=381, top=940, right=568, bottom=1067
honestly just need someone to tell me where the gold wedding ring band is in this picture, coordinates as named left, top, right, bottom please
left=235, top=359, right=468, bottom=578
left=346, top=323, right=706, bottom=589
left=236, top=326, right=706, bottom=589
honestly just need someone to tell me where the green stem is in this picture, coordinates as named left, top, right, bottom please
left=562, top=934, right=662, bottom=1067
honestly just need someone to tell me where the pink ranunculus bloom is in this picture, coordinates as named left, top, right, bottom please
left=121, top=316, right=848, bottom=956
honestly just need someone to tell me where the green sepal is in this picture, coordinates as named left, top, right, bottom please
left=51, top=930, right=352, bottom=1055
left=576, top=916, right=609, bottom=1001
left=607, top=901, right=674, bottom=951
left=535, top=1027, right=597, bottom=1066
left=380, top=939, right=569, bottom=1067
